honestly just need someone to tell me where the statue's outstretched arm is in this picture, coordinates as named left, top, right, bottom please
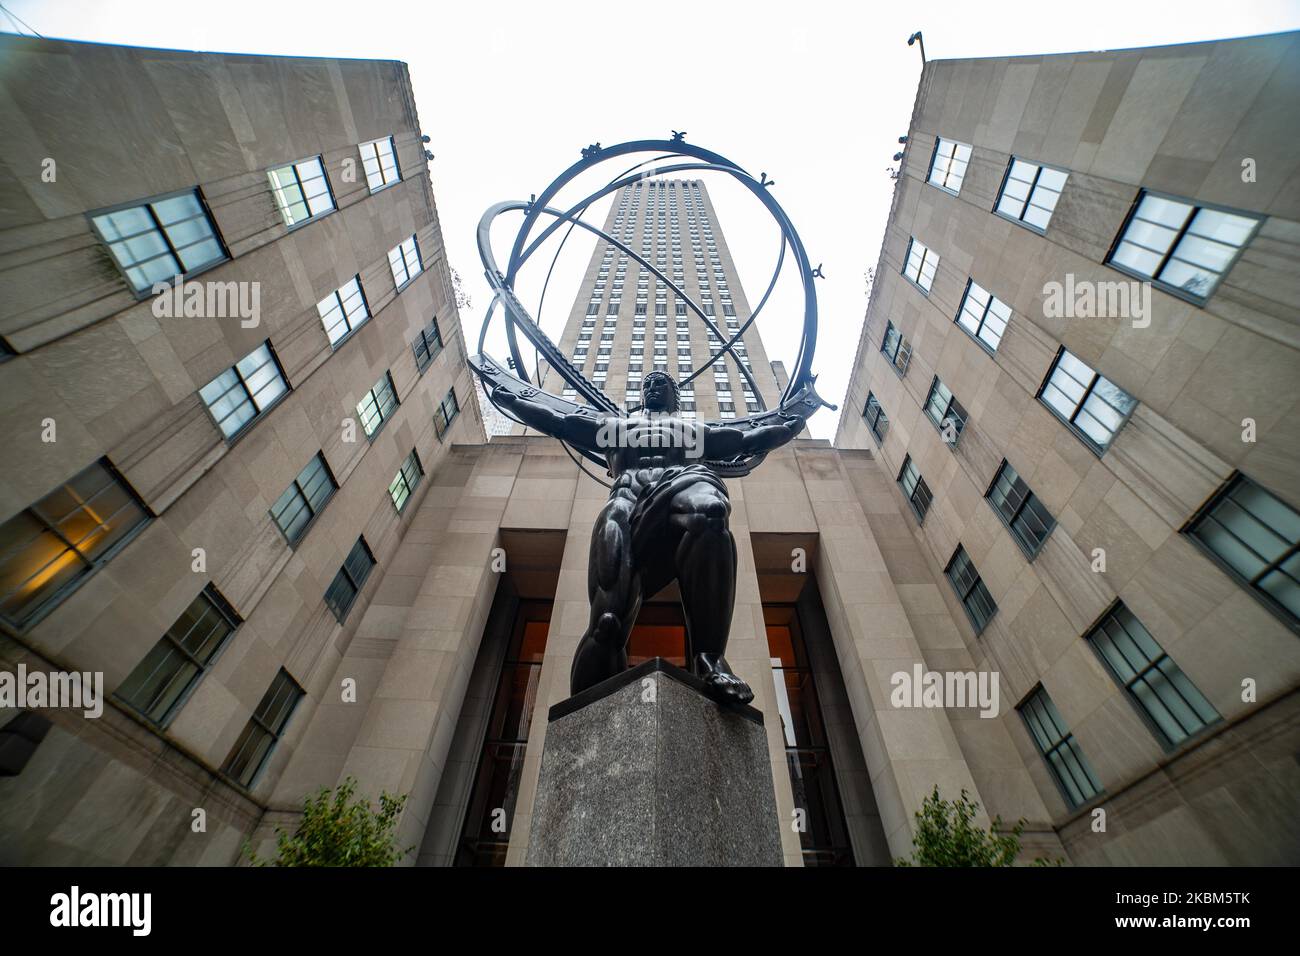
left=496, top=389, right=602, bottom=450
left=495, top=389, right=566, bottom=435
left=701, top=416, right=804, bottom=460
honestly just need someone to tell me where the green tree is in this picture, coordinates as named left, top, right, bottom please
left=895, top=785, right=1051, bottom=867
left=245, top=776, right=413, bottom=867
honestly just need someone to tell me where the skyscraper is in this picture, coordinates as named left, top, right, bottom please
left=543, top=178, right=783, bottom=420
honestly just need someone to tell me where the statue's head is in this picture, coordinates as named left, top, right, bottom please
left=641, top=371, right=680, bottom=413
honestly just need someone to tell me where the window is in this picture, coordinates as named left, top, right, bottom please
left=0, top=459, right=150, bottom=630
left=898, top=456, right=933, bottom=523
left=89, top=189, right=227, bottom=294
left=863, top=392, right=888, bottom=444
left=956, top=279, right=1010, bottom=352
left=995, top=158, right=1067, bottom=231
left=880, top=322, right=912, bottom=376
left=389, top=449, right=424, bottom=513
left=1184, top=474, right=1299, bottom=629
left=1107, top=191, right=1260, bottom=302
left=434, top=388, right=460, bottom=439
left=903, top=237, right=938, bottom=292
left=412, top=317, right=444, bottom=373
left=986, top=460, right=1055, bottom=559
left=1018, top=685, right=1103, bottom=809
left=268, top=156, right=335, bottom=227
left=357, top=372, right=399, bottom=439
left=221, top=668, right=304, bottom=788
left=1086, top=603, right=1220, bottom=749
left=116, top=585, right=240, bottom=726
left=317, top=276, right=369, bottom=347
left=325, top=537, right=376, bottom=623
left=944, top=545, right=996, bottom=634
left=1038, top=348, right=1135, bottom=453
left=270, top=454, right=336, bottom=545
left=924, top=377, right=968, bottom=445
left=389, top=235, right=423, bottom=290
left=359, top=135, right=400, bottom=192
left=200, top=342, right=289, bottom=439
left=927, top=137, right=972, bottom=194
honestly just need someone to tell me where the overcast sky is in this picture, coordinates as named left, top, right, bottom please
left=6, top=0, right=1299, bottom=437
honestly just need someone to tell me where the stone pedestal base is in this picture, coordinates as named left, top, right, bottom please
left=526, top=657, right=783, bottom=866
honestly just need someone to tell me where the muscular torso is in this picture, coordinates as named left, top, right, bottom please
left=601, top=413, right=702, bottom=480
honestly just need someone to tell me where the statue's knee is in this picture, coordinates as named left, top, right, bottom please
left=593, top=611, right=624, bottom=646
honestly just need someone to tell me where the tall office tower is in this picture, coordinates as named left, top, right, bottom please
left=543, top=178, right=783, bottom=420
left=0, top=35, right=483, bottom=863
left=837, top=31, right=1299, bottom=863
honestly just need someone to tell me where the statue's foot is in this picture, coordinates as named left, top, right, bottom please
left=693, top=653, right=754, bottom=706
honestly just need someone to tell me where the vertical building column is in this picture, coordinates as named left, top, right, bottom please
left=327, top=444, right=524, bottom=860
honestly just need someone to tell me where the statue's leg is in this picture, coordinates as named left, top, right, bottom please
left=570, top=490, right=641, bottom=696
left=670, top=483, right=754, bottom=705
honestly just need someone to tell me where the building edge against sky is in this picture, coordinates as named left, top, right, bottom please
left=0, top=29, right=1296, bottom=866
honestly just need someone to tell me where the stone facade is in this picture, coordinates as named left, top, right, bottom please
left=835, top=31, right=1300, bottom=864
left=0, top=36, right=485, bottom=863
left=1, top=32, right=1296, bottom=868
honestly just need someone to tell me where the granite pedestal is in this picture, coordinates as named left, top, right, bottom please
left=525, top=657, right=784, bottom=866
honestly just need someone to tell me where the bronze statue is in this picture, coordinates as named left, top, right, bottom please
left=493, top=370, right=807, bottom=704
left=469, top=137, right=835, bottom=707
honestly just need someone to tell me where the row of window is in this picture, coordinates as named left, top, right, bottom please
left=92, top=136, right=402, bottom=297
left=1017, top=596, right=1222, bottom=809
left=882, top=300, right=1137, bottom=457
left=923, top=137, right=1262, bottom=304
left=869, top=373, right=1298, bottom=631
left=0, top=378, right=462, bottom=633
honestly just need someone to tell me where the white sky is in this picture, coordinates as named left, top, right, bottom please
left=6, top=0, right=1299, bottom=437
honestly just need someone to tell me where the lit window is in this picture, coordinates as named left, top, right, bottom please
left=434, top=388, right=460, bottom=439
left=0, top=459, right=149, bottom=630
left=359, top=135, right=400, bottom=193
left=389, top=449, right=424, bottom=513
left=924, top=376, right=968, bottom=445
left=357, top=372, right=399, bottom=439
left=412, top=317, right=443, bottom=374
left=956, top=280, right=1010, bottom=352
left=1185, top=473, right=1299, bottom=629
left=986, top=460, right=1054, bottom=559
left=898, top=455, right=932, bottom=523
left=880, top=321, right=912, bottom=376
left=268, top=156, right=335, bottom=227
left=1018, top=685, right=1102, bottom=809
left=199, top=342, right=289, bottom=439
left=89, top=190, right=227, bottom=294
left=222, top=667, right=304, bottom=787
left=927, top=137, right=972, bottom=194
left=1086, top=603, right=1220, bottom=749
left=1038, top=349, right=1135, bottom=453
left=317, top=276, right=370, bottom=347
left=325, top=537, right=376, bottom=623
left=1107, top=191, right=1260, bottom=302
left=116, top=585, right=240, bottom=726
left=995, top=158, right=1067, bottom=231
left=903, top=237, right=938, bottom=292
left=945, top=545, right=997, bottom=634
left=863, top=392, right=888, bottom=444
left=271, top=453, right=337, bottom=545
left=389, top=235, right=423, bottom=290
